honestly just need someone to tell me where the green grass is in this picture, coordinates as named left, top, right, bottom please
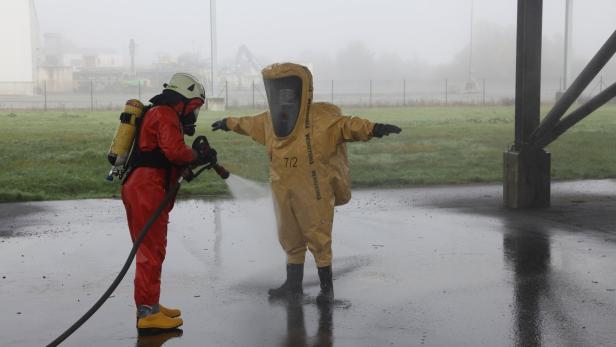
left=1, top=105, right=615, bottom=202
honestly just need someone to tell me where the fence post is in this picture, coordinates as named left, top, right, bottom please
left=44, top=80, right=47, bottom=111
left=403, top=79, right=406, bottom=106
left=331, top=80, right=334, bottom=104
left=482, top=78, right=486, bottom=105
left=445, top=79, right=448, bottom=105
left=225, top=80, right=228, bottom=109
left=90, top=80, right=94, bottom=111
left=369, top=80, right=372, bottom=107
left=252, top=80, right=255, bottom=109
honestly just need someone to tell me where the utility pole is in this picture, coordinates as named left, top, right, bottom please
left=129, top=39, right=136, bottom=77
left=369, top=80, right=373, bottom=107
left=90, top=80, right=94, bottom=111
left=210, top=0, right=217, bottom=97
left=43, top=80, right=47, bottom=111
left=563, top=0, right=573, bottom=90
left=403, top=79, right=406, bottom=106
left=468, top=0, right=474, bottom=83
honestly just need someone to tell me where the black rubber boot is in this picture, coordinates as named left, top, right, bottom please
left=316, top=266, right=334, bottom=305
left=268, top=263, right=304, bottom=298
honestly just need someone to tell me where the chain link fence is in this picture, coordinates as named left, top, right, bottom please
left=0, top=76, right=610, bottom=111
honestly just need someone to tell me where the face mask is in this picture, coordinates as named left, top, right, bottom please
left=181, top=103, right=202, bottom=136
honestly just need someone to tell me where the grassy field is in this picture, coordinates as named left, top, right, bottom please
left=1, top=105, right=615, bottom=202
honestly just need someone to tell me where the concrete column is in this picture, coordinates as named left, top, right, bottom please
left=504, top=0, right=551, bottom=208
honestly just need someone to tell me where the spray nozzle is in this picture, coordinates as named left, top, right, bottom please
left=189, top=135, right=229, bottom=180
left=183, top=162, right=230, bottom=182
left=213, top=164, right=230, bottom=179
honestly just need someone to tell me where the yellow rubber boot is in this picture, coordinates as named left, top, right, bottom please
left=159, top=304, right=181, bottom=318
left=137, top=312, right=183, bottom=334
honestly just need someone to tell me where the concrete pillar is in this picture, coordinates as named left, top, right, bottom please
left=505, top=0, right=551, bottom=208
left=503, top=150, right=551, bottom=208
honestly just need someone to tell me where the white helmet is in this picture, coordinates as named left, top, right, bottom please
left=164, top=73, right=206, bottom=102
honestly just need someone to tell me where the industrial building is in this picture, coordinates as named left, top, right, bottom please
left=0, top=0, right=40, bottom=96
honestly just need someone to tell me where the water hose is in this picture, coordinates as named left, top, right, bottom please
left=48, top=162, right=229, bottom=346
left=47, top=178, right=181, bottom=347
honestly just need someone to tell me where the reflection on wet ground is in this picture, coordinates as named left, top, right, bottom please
left=503, top=217, right=552, bottom=347
left=1, top=180, right=615, bottom=346
left=271, top=298, right=333, bottom=347
left=136, top=329, right=183, bottom=347
left=0, top=203, right=47, bottom=237
left=423, top=180, right=616, bottom=347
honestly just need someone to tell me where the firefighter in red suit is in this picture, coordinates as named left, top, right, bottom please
left=121, top=73, right=210, bottom=333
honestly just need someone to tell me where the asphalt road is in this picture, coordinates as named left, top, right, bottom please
left=1, top=180, right=615, bottom=346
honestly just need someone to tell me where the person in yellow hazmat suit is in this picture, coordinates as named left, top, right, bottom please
left=211, top=62, right=401, bottom=303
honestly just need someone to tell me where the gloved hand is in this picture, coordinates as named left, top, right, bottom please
left=372, top=123, right=402, bottom=138
left=192, top=138, right=218, bottom=166
left=211, top=119, right=229, bottom=131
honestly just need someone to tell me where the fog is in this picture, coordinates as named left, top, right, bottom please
left=36, top=1, right=614, bottom=61
left=25, top=0, right=616, bottom=104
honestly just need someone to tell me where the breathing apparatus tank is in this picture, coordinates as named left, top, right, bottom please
left=106, top=99, right=145, bottom=181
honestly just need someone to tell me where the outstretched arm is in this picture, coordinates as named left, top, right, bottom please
left=212, top=112, right=268, bottom=145
left=335, top=116, right=375, bottom=142
left=334, top=116, right=401, bottom=142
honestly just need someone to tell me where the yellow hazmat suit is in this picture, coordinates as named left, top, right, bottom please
left=224, top=63, right=374, bottom=267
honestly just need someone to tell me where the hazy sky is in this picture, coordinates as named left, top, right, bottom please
left=35, top=0, right=616, bottom=66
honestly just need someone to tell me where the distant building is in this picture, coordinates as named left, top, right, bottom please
left=38, top=32, right=125, bottom=93
left=82, top=54, right=124, bottom=69
left=38, top=66, right=74, bottom=93
left=0, top=0, right=40, bottom=95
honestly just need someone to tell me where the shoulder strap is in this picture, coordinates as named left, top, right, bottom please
left=121, top=105, right=173, bottom=184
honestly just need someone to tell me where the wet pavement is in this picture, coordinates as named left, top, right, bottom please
left=1, top=180, right=615, bottom=347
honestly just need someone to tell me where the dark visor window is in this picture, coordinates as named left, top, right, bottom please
left=264, top=76, right=303, bottom=137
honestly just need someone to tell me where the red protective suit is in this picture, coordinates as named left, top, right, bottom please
left=121, top=105, right=195, bottom=306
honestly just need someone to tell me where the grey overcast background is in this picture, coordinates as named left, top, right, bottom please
left=34, top=0, right=616, bottom=85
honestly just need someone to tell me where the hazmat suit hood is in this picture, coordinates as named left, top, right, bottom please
left=262, top=63, right=313, bottom=138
